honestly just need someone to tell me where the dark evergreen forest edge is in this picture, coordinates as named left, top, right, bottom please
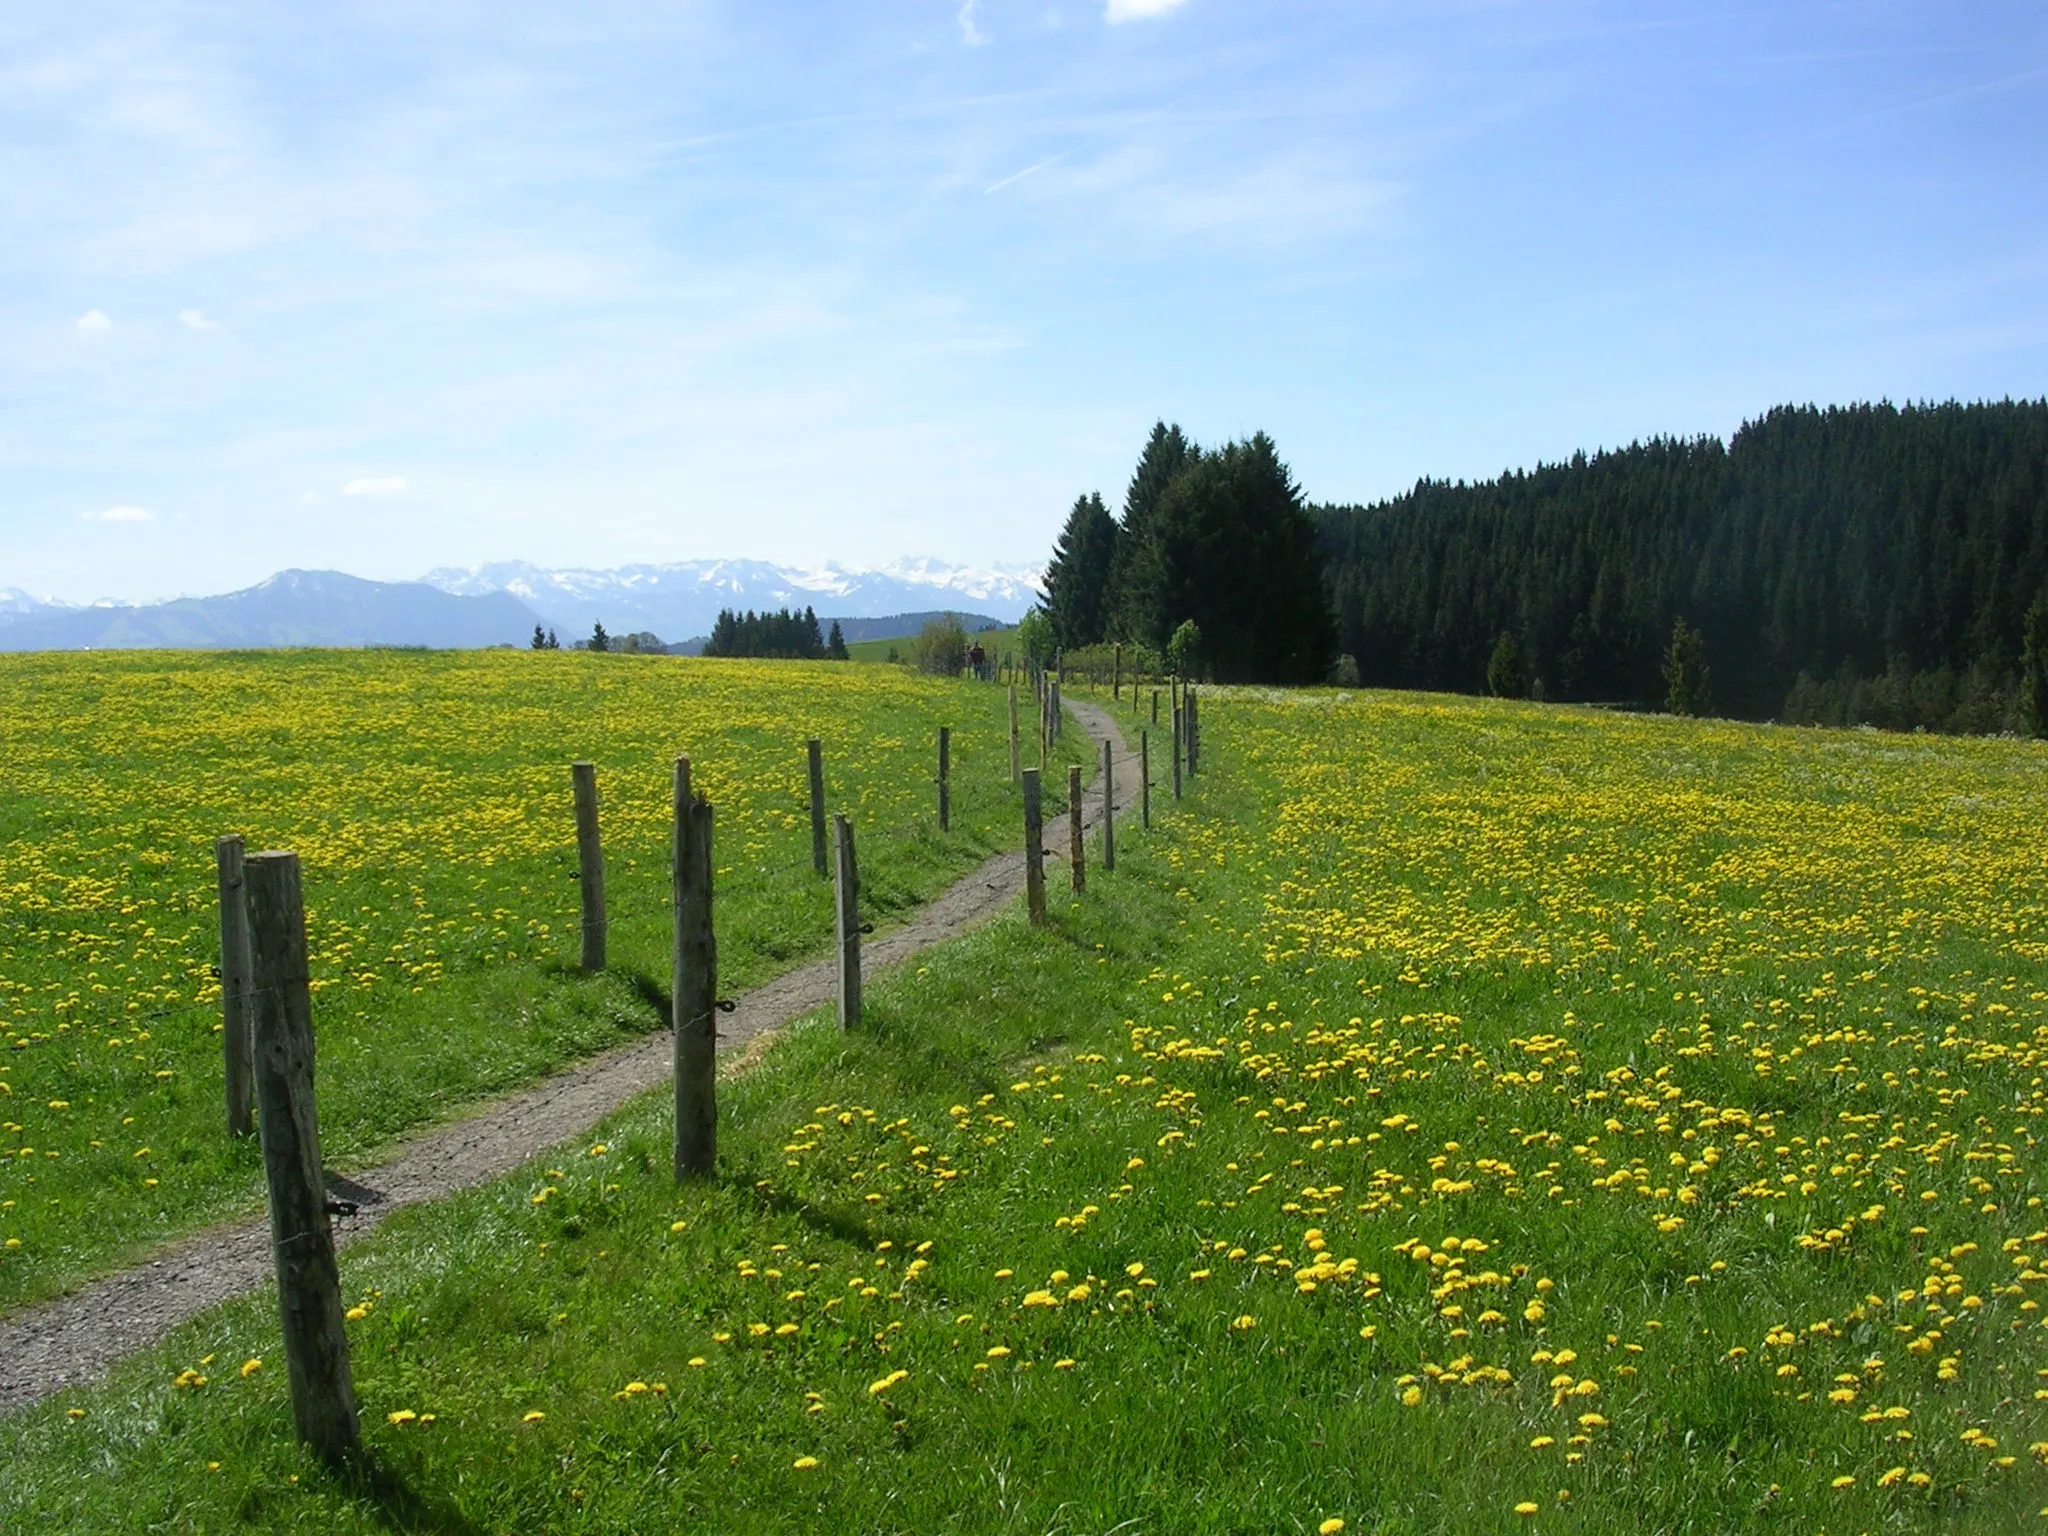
left=1041, top=401, right=2048, bottom=736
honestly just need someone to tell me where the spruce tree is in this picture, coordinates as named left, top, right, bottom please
left=826, top=620, right=849, bottom=660
left=1108, top=422, right=1195, bottom=640
left=531, top=624, right=547, bottom=650
left=1042, top=492, right=1119, bottom=649
left=590, top=621, right=609, bottom=653
left=1486, top=632, right=1528, bottom=698
left=1665, top=617, right=1710, bottom=716
left=1143, top=432, right=1335, bottom=683
left=2024, top=597, right=2048, bottom=738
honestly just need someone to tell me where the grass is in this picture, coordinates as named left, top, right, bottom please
left=5, top=685, right=2048, bottom=1533
left=0, top=649, right=1094, bottom=1311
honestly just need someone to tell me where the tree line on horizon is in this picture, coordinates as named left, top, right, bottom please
left=1315, top=399, right=2048, bottom=734
left=1038, top=423, right=1336, bottom=684
left=701, top=606, right=849, bottom=661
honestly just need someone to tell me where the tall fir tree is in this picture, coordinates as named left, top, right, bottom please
left=1041, top=492, right=1119, bottom=650
left=1106, top=422, right=1196, bottom=639
left=1140, top=432, right=1336, bottom=683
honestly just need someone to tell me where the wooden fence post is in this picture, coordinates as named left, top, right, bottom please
left=1022, top=769, right=1046, bottom=925
left=216, top=835, right=254, bottom=1138
left=1188, top=689, right=1200, bottom=775
left=1172, top=706, right=1184, bottom=800
left=1101, top=739, right=1115, bottom=872
left=245, top=850, right=360, bottom=1467
left=807, top=738, right=828, bottom=878
left=571, top=761, right=605, bottom=971
left=1008, top=685, right=1021, bottom=783
left=1068, top=765, right=1085, bottom=893
left=1151, top=689, right=1159, bottom=726
left=938, top=726, right=951, bottom=831
left=834, top=814, right=861, bottom=1027
left=674, top=759, right=716, bottom=1179
left=1141, top=730, right=1151, bottom=829
left=1113, top=643, right=1122, bottom=701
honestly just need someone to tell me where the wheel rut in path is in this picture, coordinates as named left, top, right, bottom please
left=0, top=695, right=1153, bottom=1417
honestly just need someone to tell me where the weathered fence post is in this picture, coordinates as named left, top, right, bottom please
left=938, top=726, right=951, bottom=831
left=1101, top=739, right=1115, bottom=872
left=1051, top=680, right=1062, bottom=740
left=834, top=814, right=861, bottom=1027
left=1172, top=706, right=1184, bottom=800
left=1008, top=685, right=1021, bottom=783
left=1113, top=643, right=1122, bottom=701
left=245, top=850, right=360, bottom=1467
left=216, top=835, right=254, bottom=1138
left=1068, top=765, right=1085, bottom=893
left=674, top=758, right=716, bottom=1179
left=571, top=761, right=605, bottom=971
left=1141, top=730, right=1151, bottom=829
left=1151, top=689, right=1159, bottom=726
left=1022, top=769, right=1046, bottom=925
left=1190, top=688, right=1201, bottom=775
left=807, top=738, right=828, bottom=878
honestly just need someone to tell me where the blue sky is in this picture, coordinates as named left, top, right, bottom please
left=3, top=1, right=2043, bottom=603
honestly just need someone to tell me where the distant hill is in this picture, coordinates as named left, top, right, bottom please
left=422, top=558, right=1039, bottom=641
left=0, top=570, right=542, bottom=652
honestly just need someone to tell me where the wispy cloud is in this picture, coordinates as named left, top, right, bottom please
left=178, top=308, right=216, bottom=330
left=958, top=0, right=987, bottom=47
left=1105, top=0, right=1190, bottom=23
left=984, top=151, right=1072, bottom=195
left=342, top=476, right=407, bottom=497
left=74, top=308, right=111, bottom=335
left=80, top=505, right=153, bottom=523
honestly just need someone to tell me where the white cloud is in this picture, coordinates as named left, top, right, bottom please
left=957, top=0, right=987, bottom=45
left=342, top=476, right=407, bottom=497
left=1105, top=0, right=1189, bottom=21
left=80, top=505, right=154, bottom=523
left=179, top=308, right=216, bottom=330
left=74, top=308, right=112, bottom=335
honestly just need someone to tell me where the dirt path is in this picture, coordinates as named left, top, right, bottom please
left=0, top=695, right=1152, bottom=1417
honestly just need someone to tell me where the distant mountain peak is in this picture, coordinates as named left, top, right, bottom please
left=419, top=556, right=1042, bottom=640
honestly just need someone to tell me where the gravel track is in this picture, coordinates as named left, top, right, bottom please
left=0, top=696, right=1147, bottom=1417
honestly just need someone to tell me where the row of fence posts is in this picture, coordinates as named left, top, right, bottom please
left=208, top=686, right=1209, bottom=1466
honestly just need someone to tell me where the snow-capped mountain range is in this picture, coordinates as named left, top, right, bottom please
left=0, top=559, right=1043, bottom=652
left=421, top=558, right=1043, bottom=642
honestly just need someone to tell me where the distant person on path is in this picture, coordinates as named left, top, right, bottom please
left=968, top=641, right=987, bottom=681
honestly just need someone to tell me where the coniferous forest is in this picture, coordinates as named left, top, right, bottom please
left=701, top=606, right=845, bottom=660
left=1315, top=400, right=2048, bottom=731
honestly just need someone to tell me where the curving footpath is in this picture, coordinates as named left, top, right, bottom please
left=0, top=695, right=1149, bottom=1417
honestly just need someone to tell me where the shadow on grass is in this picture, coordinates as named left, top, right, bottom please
left=735, top=1177, right=884, bottom=1250
left=342, top=1449, right=490, bottom=1536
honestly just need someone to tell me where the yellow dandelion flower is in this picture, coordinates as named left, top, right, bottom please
left=793, top=1456, right=819, bottom=1470
left=1514, top=1502, right=1540, bottom=1516
left=1319, top=1521, right=1346, bottom=1535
